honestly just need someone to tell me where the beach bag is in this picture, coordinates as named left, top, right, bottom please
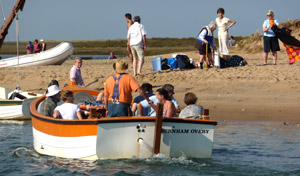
left=220, top=58, right=228, bottom=68
left=176, top=55, right=194, bottom=69
left=228, top=55, right=247, bottom=67
left=168, top=57, right=178, bottom=70
left=161, top=58, right=171, bottom=70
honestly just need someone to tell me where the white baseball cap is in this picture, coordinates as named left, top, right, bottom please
left=46, top=85, right=61, bottom=97
left=40, top=39, right=44, bottom=42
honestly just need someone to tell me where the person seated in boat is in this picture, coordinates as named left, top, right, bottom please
left=70, top=57, right=85, bottom=86
left=108, top=52, right=117, bottom=59
left=179, top=92, right=203, bottom=119
left=34, top=39, right=41, bottom=53
left=53, top=90, right=83, bottom=120
left=162, top=84, right=181, bottom=115
left=40, top=39, right=47, bottom=51
left=103, top=60, right=152, bottom=117
left=39, top=85, right=61, bottom=117
left=155, top=88, right=176, bottom=118
left=26, top=41, right=34, bottom=54
left=131, top=83, right=154, bottom=116
left=137, top=92, right=159, bottom=117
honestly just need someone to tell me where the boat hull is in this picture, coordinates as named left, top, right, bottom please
left=0, top=42, right=74, bottom=68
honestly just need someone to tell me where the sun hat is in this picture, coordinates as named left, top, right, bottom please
left=40, top=39, right=44, bottom=42
left=113, top=60, right=128, bottom=74
left=46, top=85, right=61, bottom=97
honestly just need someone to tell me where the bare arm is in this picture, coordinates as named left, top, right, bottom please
left=53, top=110, right=60, bottom=119
left=142, top=35, right=147, bottom=50
left=77, top=111, right=82, bottom=120
left=263, top=26, right=271, bottom=32
left=136, top=88, right=157, bottom=112
left=226, top=19, right=236, bottom=31
left=131, top=103, right=137, bottom=115
left=137, top=103, right=143, bottom=117
left=96, top=91, right=104, bottom=101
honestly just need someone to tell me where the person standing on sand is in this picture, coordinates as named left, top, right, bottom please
left=40, top=39, right=47, bottom=51
left=263, top=9, right=280, bottom=65
left=127, top=16, right=147, bottom=76
left=216, top=8, right=236, bottom=56
left=70, top=57, right=85, bottom=86
left=195, top=21, right=217, bottom=69
left=125, top=13, right=134, bottom=65
left=103, top=60, right=152, bottom=117
left=26, top=41, right=34, bottom=54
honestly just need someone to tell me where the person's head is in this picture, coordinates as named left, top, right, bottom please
left=74, top=57, right=82, bottom=68
left=162, top=84, right=175, bottom=97
left=46, top=85, right=61, bottom=99
left=208, top=21, right=217, bottom=32
left=48, top=80, right=59, bottom=87
left=40, top=39, right=44, bottom=43
left=267, top=9, right=274, bottom=19
left=156, top=88, right=171, bottom=103
left=134, top=16, right=141, bottom=23
left=60, top=90, right=74, bottom=103
left=28, top=41, right=31, bottom=44
left=35, top=39, right=38, bottom=43
left=217, top=8, right=225, bottom=18
left=141, top=83, right=153, bottom=93
left=230, top=36, right=234, bottom=40
left=113, top=59, right=128, bottom=74
left=125, top=13, right=132, bottom=22
left=184, top=92, right=198, bottom=105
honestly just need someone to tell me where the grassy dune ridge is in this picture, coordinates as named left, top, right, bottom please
left=0, top=37, right=247, bottom=56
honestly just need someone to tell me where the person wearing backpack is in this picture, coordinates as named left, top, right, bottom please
left=195, top=22, right=217, bottom=69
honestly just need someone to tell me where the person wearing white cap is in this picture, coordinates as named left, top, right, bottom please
left=40, top=85, right=61, bottom=117
left=40, top=39, right=47, bottom=51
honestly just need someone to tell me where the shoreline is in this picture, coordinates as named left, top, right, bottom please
left=1, top=48, right=300, bottom=123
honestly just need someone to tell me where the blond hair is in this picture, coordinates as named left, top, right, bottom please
left=267, top=10, right=274, bottom=18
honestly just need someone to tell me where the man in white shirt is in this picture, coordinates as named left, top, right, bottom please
left=127, top=16, right=147, bottom=76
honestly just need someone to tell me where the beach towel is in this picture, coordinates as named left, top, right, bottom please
left=272, top=26, right=300, bottom=64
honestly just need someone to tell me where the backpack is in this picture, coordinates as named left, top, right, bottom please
left=168, top=57, right=178, bottom=70
left=176, top=55, right=194, bottom=69
left=228, top=55, right=247, bottom=67
left=161, top=58, right=171, bottom=70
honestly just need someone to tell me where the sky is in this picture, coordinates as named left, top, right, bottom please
left=1, top=0, right=299, bottom=42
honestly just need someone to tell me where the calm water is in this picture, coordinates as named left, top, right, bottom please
left=0, top=121, right=299, bottom=176
left=0, top=55, right=120, bottom=60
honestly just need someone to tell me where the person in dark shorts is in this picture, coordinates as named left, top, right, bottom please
left=262, top=9, right=280, bottom=65
left=195, top=21, right=217, bottom=69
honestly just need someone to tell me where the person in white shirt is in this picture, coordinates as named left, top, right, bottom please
left=215, top=8, right=236, bottom=56
left=53, top=90, right=82, bottom=120
left=127, top=16, right=147, bottom=76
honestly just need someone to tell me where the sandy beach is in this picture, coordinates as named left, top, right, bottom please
left=1, top=45, right=300, bottom=123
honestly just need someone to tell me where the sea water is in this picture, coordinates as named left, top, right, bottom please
left=0, top=120, right=299, bottom=176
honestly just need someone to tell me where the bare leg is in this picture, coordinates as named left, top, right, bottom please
left=127, top=45, right=133, bottom=65
left=137, top=58, right=144, bottom=75
left=207, top=53, right=213, bottom=66
left=133, top=58, right=137, bottom=76
left=264, top=52, right=268, bottom=65
left=272, top=51, right=277, bottom=65
left=199, top=55, right=205, bottom=69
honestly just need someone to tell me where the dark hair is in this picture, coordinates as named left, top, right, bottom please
left=217, top=8, right=225, bottom=14
left=141, top=83, right=152, bottom=93
left=134, top=16, right=141, bottom=23
left=156, top=88, right=171, bottom=101
left=184, top=92, right=198, bottom=105
left=28, top=41, right=31, bottom=44
left=162, top=84, right=174, bottom=94
left=48, top=80, right=59, bottom=87
left=125, top=13, right=132, bottom=20
left=35, top=39, right=38, bottom=43
left=61, top=90, right=73, bottom=102
left=230, top=36, right=234, bottom=39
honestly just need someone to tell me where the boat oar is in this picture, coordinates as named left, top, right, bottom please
left=153, top=103, right=163, bottom=155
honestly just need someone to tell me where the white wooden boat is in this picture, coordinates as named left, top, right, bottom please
left=0, top=87, right=42, bottom=120
left=30, top=83, right=217, bottom=160
left=0, top=42, right=73, bottom=68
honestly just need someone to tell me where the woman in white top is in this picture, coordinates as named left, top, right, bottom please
left=53, top=90, right=82, bottom=120
left=215, top=8, right=236, bottom=56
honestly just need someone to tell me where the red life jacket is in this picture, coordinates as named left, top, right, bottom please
left=34, top=43, right=40, bottom=51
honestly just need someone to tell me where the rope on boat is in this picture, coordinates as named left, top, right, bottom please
left=16, top=13, right=20, bottom=91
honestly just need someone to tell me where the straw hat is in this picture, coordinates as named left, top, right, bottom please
left=46, top=85, right=61, bottom=97
left=113, top=60, right=128, bottom=74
